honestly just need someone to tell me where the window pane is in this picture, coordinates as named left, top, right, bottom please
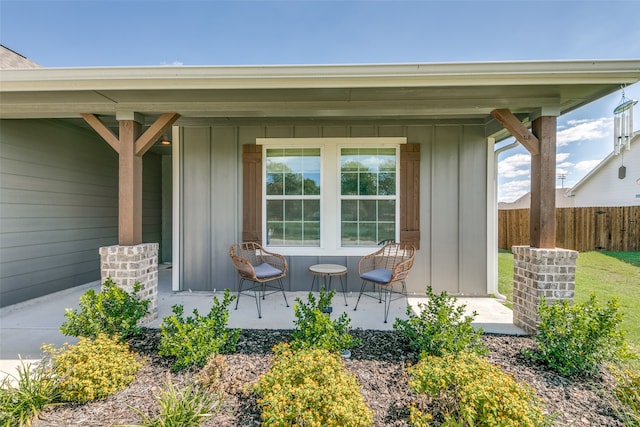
left=359, top=200, right=377, bottom=221
left=266, top=200, right=283, bottom=221
left=303, top=172, right=320, bottom=195
left=358, top=172, right=376, bottom=195
left=378, top=222, right=395, bottom=243
left=285, top=200, right=302, bottom=221
left=379, top=200, right=395, bottom=221
left=303, top=200, right=320, bottom=222
left=341, top=200, right=357, bottom=221
left=284, top=173, right=303, bottom=195
left=284, top=222, right=303, bottom=244
left=266, top=222, right=283, bottom=245
left=266, top=173, right=284, bottom=195
left=378, top=172, right=396, bottom=196
left=341, top=172, right=359, bottom=195
left=359, top=223, right=377, bottom=245
left=304, top=222, right=320, bottom=245
left=341, top=222, right=358, bottom=246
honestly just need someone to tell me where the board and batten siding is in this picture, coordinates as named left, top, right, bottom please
left=0, top=119, right=163, bottom=307
left=178, top=122, right=488, bottom=296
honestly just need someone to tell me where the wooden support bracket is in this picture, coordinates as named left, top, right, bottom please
left=491, top=109, right=540, bottom=155
left=135, top=113, right=180, bottom=156
left=81, top=113, right=120, bottom=153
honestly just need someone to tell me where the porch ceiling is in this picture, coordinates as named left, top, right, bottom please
left=1, top=60, right=639, bottom=125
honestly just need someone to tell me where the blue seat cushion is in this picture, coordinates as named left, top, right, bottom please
left=254, top=263, right=282, bottom=279
left=360, top=268, right=392, bottom=284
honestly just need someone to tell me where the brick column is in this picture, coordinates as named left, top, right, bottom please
left=99, top=243, right=158, bottom=325
left=512, top=246, right=578, bottom=334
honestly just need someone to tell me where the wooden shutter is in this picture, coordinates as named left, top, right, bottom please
left=400, top=144, right=420, bottom=249
left=242, top=144, right=262, bottom=242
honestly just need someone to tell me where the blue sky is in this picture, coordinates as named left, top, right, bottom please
left=1, top=0, right=639, bottom=202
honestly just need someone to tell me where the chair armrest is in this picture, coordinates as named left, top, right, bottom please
left=259, top=247, right=288, bottom=274
left=390, top=256, right=414, bottom=282
left=231, top=255, right=257, bottom=280
left=358, top=246, right=385, bottom=275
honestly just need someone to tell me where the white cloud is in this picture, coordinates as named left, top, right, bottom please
left=160, top=61, right=184, bottom=66
left=556, top=152, right=571, bottom=162
left=498, top=153, right=530, bottom=178
left=574, top=159, right=603, bottom=172
left=557, top=117, right=612, bottom=147
left=498, top=180, right=530, bottom=203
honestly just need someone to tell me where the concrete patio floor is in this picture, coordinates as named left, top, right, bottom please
left=0, top=264, right=525, bottom=378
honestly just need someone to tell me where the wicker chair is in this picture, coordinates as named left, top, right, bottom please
left=354, top=242, right=415, bottom=323
left=229, top=242, right=289, bottom=318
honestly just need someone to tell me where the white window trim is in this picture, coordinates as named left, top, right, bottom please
left=257, top=137, right=407, bottom=256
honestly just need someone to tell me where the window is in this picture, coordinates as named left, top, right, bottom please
left=265, top=148, right=321, bottom=246
left=340, top=147, right=397, bottom=246
left=244, top=137, right=418, bottom=255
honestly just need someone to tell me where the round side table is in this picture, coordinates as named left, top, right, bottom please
left=308, top=263, right=348, bottom=306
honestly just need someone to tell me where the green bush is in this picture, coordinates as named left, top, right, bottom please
left=393, top=286, right=487, bottom=357
left=43, top=334, right=142, bottom=403
left=290, top=288, right=360, bottom=353
left=60, top=277, right=150, bottom=340
left=135, top=376, right=220, bottom=427
left=525, top=295, right=627, bottom=377
left=158, top=290, right=240, bottom=371
left=254, top=343, right=373, bottom=427
left=0, top=358, right=60, bottom=427
left=408, top=352, right=547, bottom=427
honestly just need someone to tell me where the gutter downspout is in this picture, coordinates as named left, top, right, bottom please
left=488, top=138, right=520, bottom=301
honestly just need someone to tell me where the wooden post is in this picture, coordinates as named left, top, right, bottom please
left=82, top=112, right=180, bottom=246
left=118, top=120, right=143, bottom=245
left=530, top=116, right=557, bottom=248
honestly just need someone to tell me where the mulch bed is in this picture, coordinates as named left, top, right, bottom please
left=31, top=329, right=627, bottom=426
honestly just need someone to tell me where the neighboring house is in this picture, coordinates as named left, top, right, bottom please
left=0, top=45, right=41, bottom=69
left=1, top=52, right=639, bottom=307
left=499, top=188, right=575, bottom=210
left=567, top=131, right=640, bottom=206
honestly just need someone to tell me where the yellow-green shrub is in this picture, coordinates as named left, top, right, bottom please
left=611, top=365, right=640, bottom=424
left=408, top=352, right=546, bottom=427
left=43, top=333, right=142, bottom=403
left=254, top=343, right=373, bottom=427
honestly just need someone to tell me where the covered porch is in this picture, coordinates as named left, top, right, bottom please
left=0, top=262, right=522, bottom=364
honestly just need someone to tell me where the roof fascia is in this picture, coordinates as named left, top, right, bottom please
left=2, top=60, right=639, bottom=92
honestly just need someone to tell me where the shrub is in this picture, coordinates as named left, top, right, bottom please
left=136, top=376, right=219, bottom=427
left=195, top=354, right=226, bottom=393
left=393, top=286, right=487, bottom=357
left=254, top=343, right=373, bottom=426
left=611, top=365, right=640, bottom=425
left=158, top=290, right=240, bottom=371
left=525, top=295, right=627, bottom=377
left=290, top=288, right=360, bottom=353
left=0, top=357, right=60, bottom=427
left=60, top=277, right=150, bottom=340
left=408, top=352, right=547, bottom=427
left=43, top=334, right=142, bottom=403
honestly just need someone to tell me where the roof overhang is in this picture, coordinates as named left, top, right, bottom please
left=1, top=60, right=639, bottom=128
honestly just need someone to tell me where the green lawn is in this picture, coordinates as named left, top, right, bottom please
left=498, top=250, right=640, bottom=355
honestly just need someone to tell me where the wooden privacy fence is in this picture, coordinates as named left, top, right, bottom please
left=499, top=206, right=640, bottom=252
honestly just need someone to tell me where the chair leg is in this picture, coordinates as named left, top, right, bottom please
left=277, top=278, right=289, bottom=307
left=383, top=289, right=392, bottom=323
left=255, top=288, right=262, bottom=318
left=235, top=278, right=245, bottom=310
left=353, top=280, right=368, bottom=311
